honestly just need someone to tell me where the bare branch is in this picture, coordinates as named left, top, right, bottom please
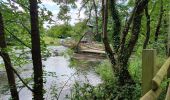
left=77, top=0, right=89, bottom=17
left=86, top=5, right=93, bottom=24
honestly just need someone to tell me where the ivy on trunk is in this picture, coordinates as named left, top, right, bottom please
left=102, top=0, right=149, bottom=99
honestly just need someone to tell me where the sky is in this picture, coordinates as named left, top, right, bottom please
left=1, top=0, right=86, bottom=28
left=40, top=0, right=86, bottom=28
left=2, top=0, right=130, bottom=28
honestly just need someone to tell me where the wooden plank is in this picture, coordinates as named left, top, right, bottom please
left=80, top=49, right=105, bottom=54
left=152, top=57, right=170, bottom=90
left=142, top=49, right=156, bottom=95
left=140, top=88, right=162, bottom=100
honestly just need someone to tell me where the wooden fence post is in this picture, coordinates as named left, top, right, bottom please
left=142, top=49, right=156, bottom=96
left=165, top=11, right=170, bottom=100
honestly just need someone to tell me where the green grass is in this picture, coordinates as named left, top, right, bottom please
left=43, top=36, right=60, bottom=45
left=95, top=60, right=114, bottom=83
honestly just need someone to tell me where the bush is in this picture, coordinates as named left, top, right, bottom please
left=47, top=24, right=72, bottom=38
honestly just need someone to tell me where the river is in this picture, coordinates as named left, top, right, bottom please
left=0, top=46, right=102, bottom=100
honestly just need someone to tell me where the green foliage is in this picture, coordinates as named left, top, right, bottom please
left=128, top=56, right=142, bottom=99
left=42, top=36, right=60, bottom=45
left=95, top=60, right=114, bottom=83
left=71, top=20, right=88, bottom=40
left=47, top=24, right=72, bottom=38
left=69, top=82, right=116, bottom=100
left=69, top=60, right=141, bottom=100
left=57, top=5, right=71, bottom=23
left=129, top=57, right=142, bottom=82
left=0, top=0, right=169, bottom=99
left=49, top=82, right=58, bottom=100
left=46, top=20, right=88, bottom=41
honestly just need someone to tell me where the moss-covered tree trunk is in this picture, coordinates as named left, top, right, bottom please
left=102, top=0, right=148, bottom=99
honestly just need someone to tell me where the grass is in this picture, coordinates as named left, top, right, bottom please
left=42, top=36, right=60, bottom=45
left=95, top=60, right=114, bottom=83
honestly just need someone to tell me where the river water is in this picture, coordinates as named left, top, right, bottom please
left=0, top=46, right=102, bottom=100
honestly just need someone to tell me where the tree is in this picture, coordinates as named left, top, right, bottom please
left=29, top=0, right=43, bottom=99
left=0, top=11, right=19, bottom=100
left=143, top=4, right=150, bottom=49
left=154, top=0, right=164, bottom=42
left=102, top=0, right=149, bottom=99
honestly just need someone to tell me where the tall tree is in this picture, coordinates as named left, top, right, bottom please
left=29, top=0, right=43, bottom=99
left=0, top=11, right=19, bottom=100
left=102, top=0, right=149, bottom=99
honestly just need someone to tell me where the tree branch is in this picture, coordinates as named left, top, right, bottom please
left=154, top=0, right=164, bottom=42
left=78, top=0, right=89, bottom=17
left=86, top=5, right=93, bottom=25
left=125, top=0, right=149, bottom=63
left=110, top=0, right=121, bottom=52
left=5, top=28, right=31, bottom=49
left=119, top=0, right=149, bottom=55
left=0, top=51, right=33, bottom=92
left=92, top=0, right=99, bottom=35
left=102, top=0, right=116, bottom=66
left=143, top=4, right=150, bottom=49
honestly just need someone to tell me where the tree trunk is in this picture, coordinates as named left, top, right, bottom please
left=102, top=0, right=148, bottom=99
left=154, top=0, right=163, bottom=42
left=110, top=0, right=121, bottom=52
left=102, top=0, right=116, bottom=67
left=116, top=62, right=135, bottom=99
left=0, top=11, right=19, bottom=100
left=92, top=0, right=99, bottom=35
left=143, top=5, right=150, bottom=49
left=29, top=0, right=43, bottom=99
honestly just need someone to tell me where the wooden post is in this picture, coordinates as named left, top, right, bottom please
left=142, top=49, right=156, bottom=95
left=167, top=11, right=170, bottom=89
left=165, top=83, right=170, bottom=100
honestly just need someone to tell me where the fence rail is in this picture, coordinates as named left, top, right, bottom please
left=141, top=49, right=170, bottom=100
